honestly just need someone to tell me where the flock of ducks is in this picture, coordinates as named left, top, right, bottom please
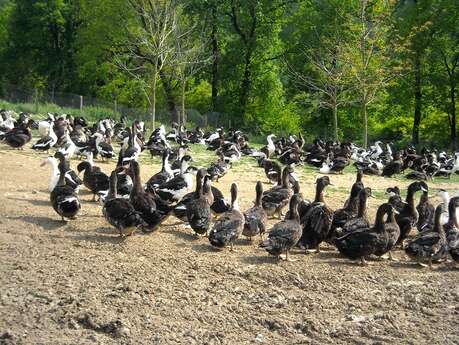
left=1, top=109, right=459, bottom=267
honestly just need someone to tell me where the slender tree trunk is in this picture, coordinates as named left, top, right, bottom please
left=159, top=69, right=179, bottom=123
left=239, top=48, right=253, bottom=123
left=181, top=78, right=186, bottom=126
left=451, top=82, right=457, bottom=150
left=211, top=7, right=219, bottom=113
left=412, top=51, right=422, bottom=146
left=362, top=99, right=368, bottom=148
left=151, top=62, right=158, bottom=130
left=332, top=102, right=338, bottom=141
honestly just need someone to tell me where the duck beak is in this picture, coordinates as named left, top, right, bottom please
left=40, top=161, right=47, bottom=167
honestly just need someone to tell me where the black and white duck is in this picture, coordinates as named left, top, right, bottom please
left=188, top=126, right=205, bottom=144
left=335, top=203, right=397, bottom=265
left=54, top=152, right=82, bottom=192
left=298, top=176, right=334, bottom=253
left=395, top=181, right=428, bottom=244
left=208, top=183, right=245, bottom=251
left=261, top=167, right=293, bottom=218
left=218, top=143, right=241, bottom=162
left=444, top=196, right=459, bottom=263
left=260, top=156, right=282, bottom=185
left=103, top=168, right=145, bottom=237
left=93, top=132, right=115, bottom=160
left=172, top=168, right=212, bottom=221
left=243, top=181, right=268, bottom=241
left=146, top=149, right=174, bottom=193
left=405, top=205, right=448, bottom=268
left=416, top=190, right=435, bottom=233
left=57, top=130, right=77, bottom=159
left=120, top=125, right=142, bottom=164
left=76, top=153, right=110, bottom=201
left=405, top=169, right=428, bottom=181
left=260, top=134, right=276, bottom=158
left=50, top=162, right=81, bottom=222
left=127, top=160, right=168, bottom=232
left=186, top=175, right=213, bottom=236
left=156, top=155, right=194, bottom=206
left=170, top=145, right=188, bottom=172
left=259, top=194, right=302, bottom=261
left=32, top=125, right=58, bottom=152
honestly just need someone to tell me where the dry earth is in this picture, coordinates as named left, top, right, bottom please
left=0, top=143, right=458, bottom=345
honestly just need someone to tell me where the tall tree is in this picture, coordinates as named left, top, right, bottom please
left=344, top=0, right=398, bottom=148
left=429, top=0, right=459, bottom=150
left=3, top=0, right=82, bottom=92
left=393, top=0, right=437, bottom=146
left=114, top=0, right=178, bottom=128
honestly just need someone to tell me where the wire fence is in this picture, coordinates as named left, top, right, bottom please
left=0, top=85, right=229, bottom=129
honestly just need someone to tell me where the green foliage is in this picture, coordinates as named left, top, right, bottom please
left=0, top=0, right=457, bottom=148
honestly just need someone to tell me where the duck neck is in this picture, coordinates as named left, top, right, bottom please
left=108, top=175, right=118, bottom=199
left=405, top=188, right=415, bottom=208
left=195, top=174, right=203, bottom=196
left=180, top=161, right=188, bottom=176
left=255, top=187, right=262, bottom=207
left=374, top=207, right=387, bottom=232
left=357, top=195, right=368, bottom=218
left=282, top=171, right=290, bottom=188
left=267, top=135, right=275, bottom=151
left=132, top=169, right=143, bottom=194
left=49, top=158, right=59, bottom=177
left=448, top=201, right=458, bottom=228
left=434, top=209, right=445, bottom=238
left=314, top=184, right=325, bottom=203
left=57, top=165, right=66, bottom=186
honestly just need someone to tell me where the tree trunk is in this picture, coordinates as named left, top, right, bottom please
left=239, top=48, right=253, bottom=123
left=362, top=101, right=368, bottom=148
left=451, top=82, right=457, bottom=150
left=151, top=62, right=158, bottom=130
left=332, top=103, right=338, bottom=141
left=210, top=7, right=219, bottom=113
left=412, top=51, right=422, bottom=146
left=181, top=78, right=186, bottom=126
left=159, top=69, right=179, bottom=123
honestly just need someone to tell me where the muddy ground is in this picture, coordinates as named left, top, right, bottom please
left=0, top=143, right=458, bottom=345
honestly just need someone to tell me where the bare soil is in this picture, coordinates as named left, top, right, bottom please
left=0, top=144, right=458, bottom=345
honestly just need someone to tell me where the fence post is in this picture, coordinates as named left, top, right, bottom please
left=79, top=95, right=83, bottom=114
left=114, top=100, right=117, bottom=118
left=34, top=89, right=39, bottom=114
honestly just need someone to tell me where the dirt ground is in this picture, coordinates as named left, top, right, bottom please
left=0, top=143, right=458, bottom=345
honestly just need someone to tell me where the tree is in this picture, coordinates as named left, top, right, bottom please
left=174, top=9, right=211, bottom=126
left=429, top=0, right=459, bottom=150
left=114, top=0, right=178, bottom=129
left=343, top=0, right=398, bottom=148
left=288, top=42, right=349, bottom=140
left=3, top=0, right=82, bottom=92
left=393, top=0, right=438, bottom=146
